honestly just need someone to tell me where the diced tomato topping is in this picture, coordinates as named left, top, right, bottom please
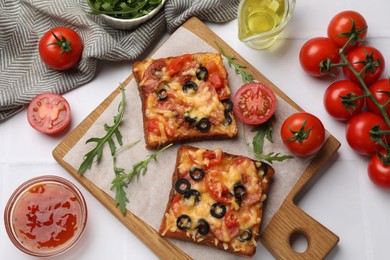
left=146, top=119, right=162, bottom=136
left=209, top=73, right=225, bottom=89
left=203, top=149, right=223, bottom=168
left=167, top=54, right=192, bottom=76
left=205, top=171, right=232, bottom=205
left=205, top=60, right=220, bottom=74
left=224, top=209, right=239, bottom=229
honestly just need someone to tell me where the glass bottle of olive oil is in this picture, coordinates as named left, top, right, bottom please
left=238, top=0, right=286, bottom=40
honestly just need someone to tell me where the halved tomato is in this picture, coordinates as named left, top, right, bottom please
left=27, top=93, right=71, bottom=134
left=233, top=82, right=277, bottom=125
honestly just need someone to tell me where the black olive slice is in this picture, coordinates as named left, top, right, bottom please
left=223, top=112, right=232, bottom=126
left=196, top=118, right=211, bottom=132
left=221, top=99, right=233, bottom=113
left=210, top=202, right=226, bottom=218
left=175, top=178, right=191, bottom=195
left=237, top=229, right=253, bottom=242
left=176, top=214, right=192, bottom=231
left=155, top=83, right=169, bottom=100
left=196, top=66, right=208, bottom=80
left=184, top=111, right=197, bottom=124
left=184, top=189, right=201, bottom=205
left=196, top=219, right=210, bottom=236
left=183, top=81, right=198, bottom=94
left=233, top=183, right=246, bottom=198
left=189, top=167, right=205, bottom=181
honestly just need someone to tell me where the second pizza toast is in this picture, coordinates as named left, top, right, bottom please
left=132, top=53, right=238, bottom=149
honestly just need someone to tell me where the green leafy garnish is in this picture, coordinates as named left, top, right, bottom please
left=78, top=85, right=126, bottom=175
left=111, top=143, right=173, bottom=215
left=251, top=120, right=274, bottom=155
left=216, top=43, right=254, bottom=83
left=244, top=119, right=293, bottom=164
left=86, top=0, right=162, bottom=19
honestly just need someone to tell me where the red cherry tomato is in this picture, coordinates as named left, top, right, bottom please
left=366, top=78, right=390, bottom=117
left=343, top=46, right=385, bottom=86
left=323, top=80, right=365, bottom=120
left=39, top=27, right=83, bottom=71
left=299, top=37, right=340, bottom=77
left=233, top=82, right=277, bottom=125
left=368, top=150, right=390, bottom=189
left=281, top=112, right=326, bottom=157
left=327, top=10, right=367, bottom=52
left=345, top=112, right=389, bottom=156
left=27, top=93, right=71, bottom=134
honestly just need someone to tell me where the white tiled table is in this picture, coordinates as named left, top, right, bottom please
left=1, top=1, right=389, bottom=259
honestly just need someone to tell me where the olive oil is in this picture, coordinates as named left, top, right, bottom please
left=238, top=0, right=286, bottom=40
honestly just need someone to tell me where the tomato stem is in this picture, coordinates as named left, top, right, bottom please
left=48, top=32, right=72, bottom=55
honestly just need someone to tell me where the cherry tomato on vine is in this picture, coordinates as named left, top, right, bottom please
left=27, top=93, right=71, bottom=134
left=323, top=80, right=365, bottom=121
left=343, top=46, right=385, bottom=86
left=366, top=78, right=390, bottom=117
left=327, top=10, right=367, bottom=52
left=280, top=112, right=325, bottom=157
left=39, top=27, right=83, bottom=71
left=299, top=37, right=340, bottom=77
left=233, top=82, right=277, bottom=125
left=345, top=112, right=389, bottom=156
left=368, top=150, right=390, bottom=189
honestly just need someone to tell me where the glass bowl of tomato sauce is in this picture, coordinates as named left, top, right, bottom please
left=4, top=175, right=87, bottom=257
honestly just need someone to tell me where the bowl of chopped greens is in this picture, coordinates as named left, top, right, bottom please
left=87, top=0, right=166, bottom=30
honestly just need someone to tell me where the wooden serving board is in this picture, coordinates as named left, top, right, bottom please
left=53, top=17, right=340, bottom=259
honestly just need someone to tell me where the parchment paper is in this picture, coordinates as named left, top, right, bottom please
left=63, top=27, right=323, bottom=259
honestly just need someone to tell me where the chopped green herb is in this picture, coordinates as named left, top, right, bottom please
left=86, top=0, right=163, bottom=19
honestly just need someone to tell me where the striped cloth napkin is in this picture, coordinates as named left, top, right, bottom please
left=0, top=0, right=240, bottom=121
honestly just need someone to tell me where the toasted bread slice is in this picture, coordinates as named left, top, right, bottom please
left=133, top=53, right=237, bottom=149
left=159, top=145, right=274, bottom=257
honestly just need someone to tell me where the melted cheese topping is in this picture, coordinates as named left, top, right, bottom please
left=162, top=147, right=267, bottom=254
left=137, top=53, right=236, bottom=147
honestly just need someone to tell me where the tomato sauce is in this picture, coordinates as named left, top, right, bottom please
left=11, top=182, right=83, bottom=253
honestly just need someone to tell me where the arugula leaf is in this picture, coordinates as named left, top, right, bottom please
left=251, top=120, right=274, bottom=155
left=216, top=43, right=254, bottom=83
left=253, top=152, right=293, bottom=164
left=86, top=0, right=162, bottom=19
left=111, top=143, right=173, bottom=216
left=78, top=85, right=126, bottom=175
left=243, top=118, right=293, bottom=164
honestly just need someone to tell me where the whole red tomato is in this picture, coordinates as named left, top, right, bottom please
left=39, top=27, right=83, bottom=71
left=368, top=150, right=390, bottom=189
left=299, top=37, right=340, bottom=77
left=323, top=80, right=365, bottom=120
left=327, top=10, right=367, bottom=52
left=281, top=112, right=326, bottom=157
left=345, top=112, right=389, bottom=156
left=343, top=46, right=385, bottom=86
left=366, top=78, right=390, bottom=117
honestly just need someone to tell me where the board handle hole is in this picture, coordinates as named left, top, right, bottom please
left=290, top=231, right=308, bottom=253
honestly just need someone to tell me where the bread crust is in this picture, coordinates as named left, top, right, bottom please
left=159, top=145, right=274, bottom=257
left=133, top=53, right=238, bottom=149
